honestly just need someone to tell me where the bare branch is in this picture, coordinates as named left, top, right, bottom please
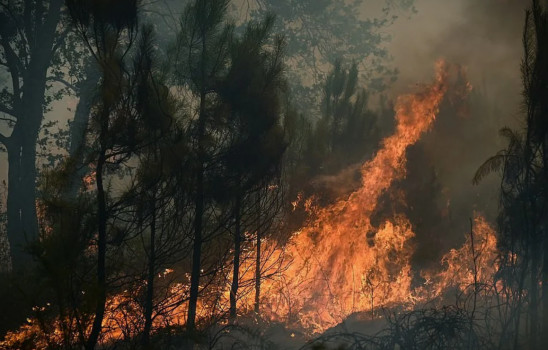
left=0, top=116, right=16, bottom=123
left=47, top=76, right=77, bottom=92
left=0, top=37, right=24, bottom=101
left=0, top=103, right=16, bottom=118
left=0, top=131, right=8, bottom=146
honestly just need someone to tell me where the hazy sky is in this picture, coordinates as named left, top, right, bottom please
left=386, top=0, right=524, bottom=102
left=0, top=0, right=528, bottom=208
left=380, top=0, right=527, bottom=230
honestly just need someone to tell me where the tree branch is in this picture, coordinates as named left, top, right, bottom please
left=0, top=2, right=30, bottom=55
left=0, top=36, right=25, bottom=74
left=0, top=104, right=16, bottom=118
left=51, top=25, right=71, bottom=55
left=0, top=131, right=9, bottom=147
left=47, top=76, right=77, bottom=92
left=0, top=37, right=24, bottom=101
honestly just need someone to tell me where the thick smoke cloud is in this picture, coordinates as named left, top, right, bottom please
left=387, top=0, right=524, bottom=97
left=368, top=0, right=528, bottom=268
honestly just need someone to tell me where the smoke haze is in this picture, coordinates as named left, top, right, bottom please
left=0, top=0, right=527, bottom=235
left=369, top=0, right=527, bottom=261
left=388, top=1, right=525, bottom=210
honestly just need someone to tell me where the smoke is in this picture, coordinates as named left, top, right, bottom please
left=376, top=0, right=526, bottom=246
left=387, top=0, right=524, bottom=97
left=344, top=0, right=528, bottom=271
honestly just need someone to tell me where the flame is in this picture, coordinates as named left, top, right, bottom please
left=0, top=61, right=501, bottom=347
left=253, top=59, right=452, bottom=331
left=424, top=215, right=499, bottom=297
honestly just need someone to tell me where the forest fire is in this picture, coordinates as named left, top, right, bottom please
left=255, top=59, right=494, bottom=332
left=0, top=60, right=500, bottom=348
left=198, top=60, right=497, bottom=333
left=3, top=0, right=546, bottom=347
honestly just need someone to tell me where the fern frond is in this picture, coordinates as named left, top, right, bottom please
left=473, top=153, right=507, bottom=185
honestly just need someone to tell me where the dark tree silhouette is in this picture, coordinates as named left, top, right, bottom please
left=474, top=1, right=548, bottom=347
left=0, top=0, right=64, bottom=269
left=171, top=0, right=234, bottom=337
left=218, top=14, right=287, bottom=320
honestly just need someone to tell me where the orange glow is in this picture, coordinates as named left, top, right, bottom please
left=0, top=61, right=501, bottom=348
left=254, top=59, right=456, bottom=331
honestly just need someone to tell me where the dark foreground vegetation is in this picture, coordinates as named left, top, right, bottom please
left=0, top=0, right=548, bottom=349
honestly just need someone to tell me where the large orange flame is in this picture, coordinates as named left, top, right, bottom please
left=254, top=60, right=453, bottom=331
left=0, top=61, right=500, bottom=348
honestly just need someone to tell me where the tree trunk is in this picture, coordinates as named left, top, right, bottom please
left=66, top=65, right=100, bottom=199
left=541, top=135, right=548, bottom=346
left=187, top=88, right=207, bottom=334
left=187, top=171, right=203, bottom=334
left=143, top=195, right=156, bottom=348
left=542, top=230, right=548, bottom=347
left=531, top=242, right=540, bottom=349
left=4, top=0, right=63, bottom=270
left=6, top=138, right=24, bottom=267
left=85, top=143, right=108, bottom=350
left=254, top=192, right=261, bottom=314
left=230, top=193, right=242, bottom=321
left=20, top=131, right=39, bottom=239
left=6, top=105, right=41, bottom=270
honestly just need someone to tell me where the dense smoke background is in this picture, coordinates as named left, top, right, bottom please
left=375, top=0, right=527, bottom=269
left=0, top=0, right=527, bottom=265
